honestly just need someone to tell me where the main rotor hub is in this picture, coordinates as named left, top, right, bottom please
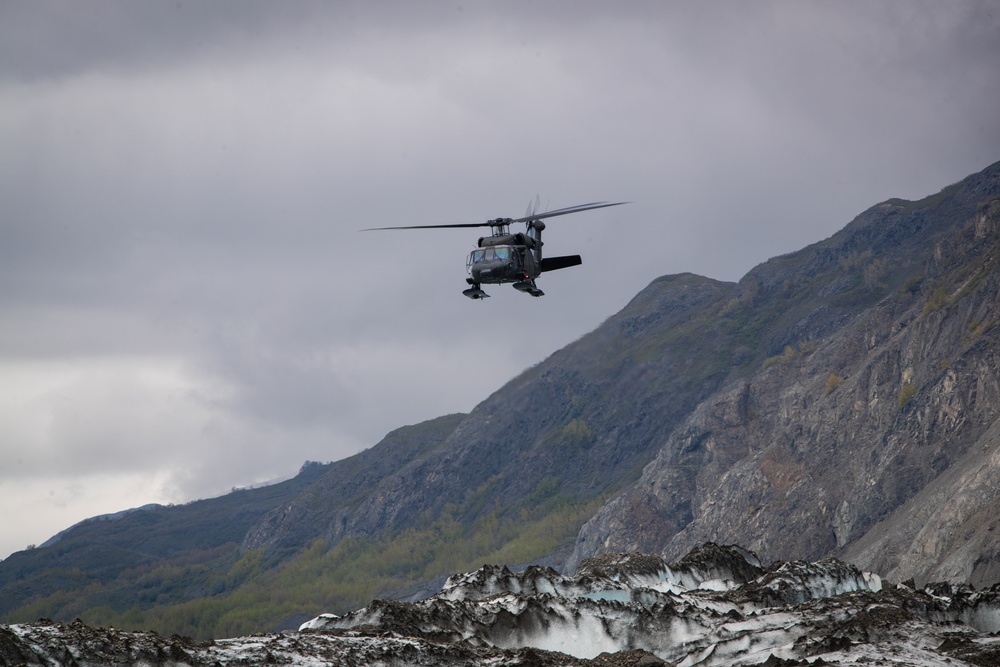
left=488, top=217, right=514, bottom=236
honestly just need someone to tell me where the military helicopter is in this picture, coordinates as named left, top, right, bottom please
left=364, top=199, right=626, bottom=299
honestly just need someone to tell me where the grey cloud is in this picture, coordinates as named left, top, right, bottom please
left=1, top=0, right=998, bottom=559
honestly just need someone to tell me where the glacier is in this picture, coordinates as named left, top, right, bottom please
left=299, top=543, right=1000, bottom=665
left=4, top=544, right=1000, bottom=666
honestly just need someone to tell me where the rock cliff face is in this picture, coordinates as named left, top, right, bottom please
left=569, top=162, right=1000, bottom=586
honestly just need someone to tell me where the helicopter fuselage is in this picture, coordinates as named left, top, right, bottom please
left=466, top=234, right=540, bottom=286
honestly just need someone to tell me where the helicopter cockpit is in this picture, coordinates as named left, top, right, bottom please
left=466, top=245, right=519, bottom=271
left=466, top=244, right=531, bottom=286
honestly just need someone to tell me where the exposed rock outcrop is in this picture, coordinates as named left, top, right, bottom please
left=569, top=163, right=1000, bottom=586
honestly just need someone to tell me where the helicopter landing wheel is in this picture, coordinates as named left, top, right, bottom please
left=512, top=280, right=545, bottom=297
left=463, top=284, right=490, bottom=299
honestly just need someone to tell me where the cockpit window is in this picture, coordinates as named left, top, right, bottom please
left=468, top=245, right=520, bottom=273
left=469, top=246, right=516, bottom=264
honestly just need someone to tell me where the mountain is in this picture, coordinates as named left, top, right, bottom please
left=239, top=271, right=740, bottom=557
left=1, top=160, right=999, bottom=639
left=5, top=544, right=1000, bottom=665
left=570, top=161, right=1000, bottom=587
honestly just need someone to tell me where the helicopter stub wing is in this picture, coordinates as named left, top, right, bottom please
left=540, top=255, right=582, bottom=273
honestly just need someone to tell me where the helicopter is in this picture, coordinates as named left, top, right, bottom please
left=364, top=199, right=626, bottom=299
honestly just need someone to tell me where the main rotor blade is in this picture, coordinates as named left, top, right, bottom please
left=512, top=200, right=627, bottom=223
left=525, top=193, right=540, bottom=217
left=362, top=221, right=497, bottom=231
left=361, top=200, right=627, bottom=231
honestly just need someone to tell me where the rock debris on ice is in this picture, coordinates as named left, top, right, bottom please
left=4, top=543, right=1000, bottom=666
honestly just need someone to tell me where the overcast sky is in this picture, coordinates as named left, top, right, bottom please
left=1, top=1, right=998, bottom=560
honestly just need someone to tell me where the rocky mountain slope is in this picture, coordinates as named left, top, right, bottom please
left=2, top=160, right=999, bottom=637
left=239, top=273, right=741, bottom=557
left=5, top=544, right=1000, bottom=666
left=570, top=162, right=1000, bottom=587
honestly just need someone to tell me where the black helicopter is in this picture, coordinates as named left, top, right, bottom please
left=365, top=199, right=626, bottom=299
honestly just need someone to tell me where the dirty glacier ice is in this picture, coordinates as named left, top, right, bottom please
left=5, top=544, right=1000, bottom=666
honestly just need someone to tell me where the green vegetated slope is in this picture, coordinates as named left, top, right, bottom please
left=14, top=502, right=598, bottom=639
left=3, top=160, right=999, bottom=639
left=0, top=463, right=324, bottom=627
left=0, top=415, right=460, bottom=636
left=0, top=411, right=614, bottom=638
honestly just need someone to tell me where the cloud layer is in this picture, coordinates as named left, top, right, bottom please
left=1, top=0, right=999, bottom=558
